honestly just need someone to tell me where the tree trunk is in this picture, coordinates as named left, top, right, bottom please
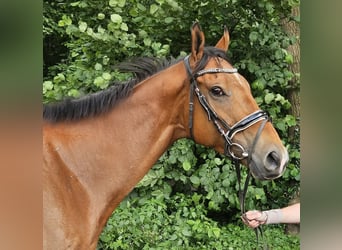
left=282, top=7, right=301, bottom=235
left=282, top=6, right=300, bottom=143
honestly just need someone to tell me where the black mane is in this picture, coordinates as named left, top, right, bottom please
left=43, top=47, right=230, bottom=123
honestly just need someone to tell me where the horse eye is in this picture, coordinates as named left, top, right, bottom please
left=210, top=86, right=225, bottom=97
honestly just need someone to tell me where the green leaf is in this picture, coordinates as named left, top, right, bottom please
left=94, top=63, right=102, bottom=71
left=249, top=31, right=258, bottom=42
left=285, top=114, right=296, bottom=126
left=212, top=227, right=221, bottom=238
left=275, top=49, right=283, bottom=60
left=129, top=8, right=138, bottom=17
left=181, top=227, right=192, bottom=237
left=165, top=17, right=173, bottom=23
left=264, top=93, right=275, bottom=104
left=276, top=120, right=286, bottom=132
left=78, top=21, right=87, bottom=32
left=70, top=1, right=80, bottom=6
left=274, top=93, right=285, bottom=102
left=117, top=0, right=126, bottom=7
left=109, top=0, right=117, bottom=7
left=110, top=14, right=122, bottom=24
left=214, top=158, right=222, bottom=165
left=120, top=23, right=128, bottom=31
left=143, top=37, right=152, bottom=46
left=222, top=179, right=230, bottom=188
left=102, top=72, right=112, bottom=80
left=150, top=4, right=159, bottom=15
left=190, top=176, right=200, bottom=185
left=137, top=3, right=146, bottom=11
left=53, top=73, right=65, bottom=82
left=285, top=53, right=294, bottom=64
left=94, top=76, right=104, bottom=86
left=67, top=89, right=80, bottom=98
left=182, top=161, right=191, bottom=171
left=94, top=76, right=109, bottom=89
left=43, top=81, right=53, bottom=91
left=97, top=13, right=105, bottom=20
left=168, top=155, right=176, bottom=164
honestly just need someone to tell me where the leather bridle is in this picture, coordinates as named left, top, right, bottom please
left=184, top=55, right=269, bottom=161
left=184, top=55, right=269, bottom=248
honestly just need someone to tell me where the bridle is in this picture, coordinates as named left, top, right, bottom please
left=184, top=55, right=269, bottom=161
left=184, top=55, right=269, bottom=248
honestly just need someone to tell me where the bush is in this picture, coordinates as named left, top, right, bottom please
left=97, top=192, right=299, bottom=249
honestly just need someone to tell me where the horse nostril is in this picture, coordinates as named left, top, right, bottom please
left=265, top=151, right=281, bottom=171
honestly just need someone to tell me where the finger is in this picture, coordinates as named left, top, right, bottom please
left=248, top=221, right=260, bottom=229
left=241, top=216, right=250, bottom=226
left=244, top=211, right=261, bottom=220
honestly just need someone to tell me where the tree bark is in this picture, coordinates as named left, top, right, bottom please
left=282, top=6, right=300, bottom=143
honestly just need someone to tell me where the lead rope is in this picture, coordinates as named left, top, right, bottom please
left=232, top=118, right=269, bottom=250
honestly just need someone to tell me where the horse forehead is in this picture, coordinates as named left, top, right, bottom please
left=198, top=58, right=249, bottom=90
left=206, top=57, right=232, bottom=68
left=202, top=66, right=248, bottom=89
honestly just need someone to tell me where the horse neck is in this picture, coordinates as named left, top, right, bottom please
left=45, top=61, right=190, bottom=239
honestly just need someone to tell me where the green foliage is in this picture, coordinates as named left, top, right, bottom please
left=44, top=0, right=300, bottom=248
left=97, top=193, right=299, bottom=249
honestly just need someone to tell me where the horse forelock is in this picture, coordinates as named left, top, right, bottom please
left=193, top=46, right=231, bottom=74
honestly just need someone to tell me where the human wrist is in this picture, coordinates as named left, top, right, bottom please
left=263, top=209, right=283, bottom=224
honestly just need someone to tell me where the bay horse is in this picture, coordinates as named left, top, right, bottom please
left=43, top=23, right=288, bottom=249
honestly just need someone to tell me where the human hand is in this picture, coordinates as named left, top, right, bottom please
left=241, top=210, right=267, bottom=229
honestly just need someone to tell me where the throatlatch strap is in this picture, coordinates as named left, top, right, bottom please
left=183, top=55, right=195, bottom=139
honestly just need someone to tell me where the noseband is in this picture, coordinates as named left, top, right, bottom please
left=184, top=55, right=270, bottom=247
left=183, top=55, right=269, bottom=161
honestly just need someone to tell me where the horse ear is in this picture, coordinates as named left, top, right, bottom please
left=215, top=25, right=230, bottom=52
left=190, top=22, right=205, bottom=66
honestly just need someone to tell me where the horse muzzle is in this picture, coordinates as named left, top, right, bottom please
left=248, top=146, right=289, bottom=180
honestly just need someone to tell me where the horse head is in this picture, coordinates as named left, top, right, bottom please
left=186, top=22, right=288, bottom=180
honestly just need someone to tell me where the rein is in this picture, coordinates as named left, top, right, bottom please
left=184, top=55, right=269, bottom=248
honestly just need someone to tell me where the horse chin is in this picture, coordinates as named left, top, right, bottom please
left=248, top=160, right=284, bottom=181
